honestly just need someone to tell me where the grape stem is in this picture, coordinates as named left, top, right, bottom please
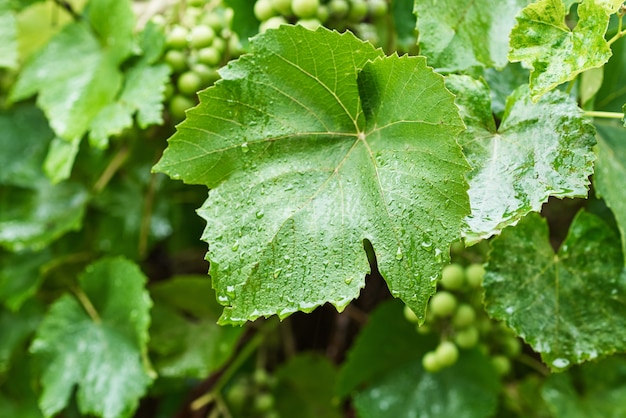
left=93, top=145, right=129, bottom=193
left=607, top=11, right=625, bottom=46
left=584, top=110, right=625, bottom=119
left=72, top=286, right=102, bottom=324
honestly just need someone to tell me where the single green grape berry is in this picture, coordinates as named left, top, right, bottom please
left=435, top=341, right=459, bottom=367
left=403, top=305, right=419, bottom=323
left=452, top=304, right=476, bottom=328
left=212, top=37, right=226, bottom=53
left=316, top=5, right=329, bottom=22
left=164, top=49, right=188, bottom=73
left=225, top=381, right=249, bottom=408
left=466, top=263, right=486, bottom=288
left=229, top=33, right=244, bottom=57
left=254, top=0, right=276, bottom=21
left=429, top=291, right=457, bottom=317
left=297, top=18, right=322, bottom=30
left=440, top=263, right=465, bottom=290
left=197, top=47, right=221, bottom=66
left=189, top=25, right=216, bottom=49
left=368, top=0, right=388, bottom=18
left=502, top=336, right=522, bottom=358
left=191, top=64, right=220, bottom=85
left=416, top=324, right=431, bottom=335
left=177, top=71, right=203, bottom=96
left=271, top=0, right=292, bottom=14
left=253, top=393, right=275, bottom=412
left=188, top=0, right=205, bottom=6
left=450, top=240, right=465, bottom=256
left=454, top=326, right=479, bottom=349
left=260, top=16, right=287, bottom=32
left=166, top=25, right=188, bottom=50
left=328, top=0, right=349, bottom=18
left=204, top=13, right=225, bottom=31
left=347, top=0, right=368, bottom=22
left=253, top=369, right=271, bottom=387
left=292, top=0, right=320, bottom=18
left=491, top=355, right=512, bottom=376
left=169, top=95, right=195, bottom=120
left=422, top=351, right=441, bottom=372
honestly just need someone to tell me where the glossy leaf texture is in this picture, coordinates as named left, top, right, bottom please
left=149, top=276, right=243, bottom=378
left=0, top=6, right=18, bottom=69
left=509, top=0, right=620, bottom=100
left=154, top=25, right=470, bottom=324
left=445, top=76, right=596, bottom=244
left=30, top=257, right=153, bottom=418
left=594, top=122, right=626, bottom=260
left=483, top=211, right=626, bottom=372
left=414, top=0, right=531, bottom=72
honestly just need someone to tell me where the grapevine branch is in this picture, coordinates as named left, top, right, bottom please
left=584, top=110, right=625, bottom=119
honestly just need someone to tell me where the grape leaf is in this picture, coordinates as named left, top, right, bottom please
left=482, top=63, right=530, bottom=118
left=336, top=300, right=436, bottom=397
left=353, top=349, right=500, bottom=418
left=391, top=0, right=417, bottom=52
left=154, top=25, right=469, bottom=324
left=445, top=76, right=596, bottom=244
left=542, top=356, right=626, bottom=417
left=0, top=249, right=50, bottom=311
left=0, top=301, right=41, bottom=374
left=509, top=0, right=620, bottom=100
left=0, top=351, right=44, bottom=418
left=30, top=257, right=153, bottom=418
left=483, top=211, right=626, bottom=371
left=594, top=122, right=626, bottom=260
left=149, top=276, right=243, bottom=378
left=0, top=7, right=18, bottom=69
left=273, top=354, right=342, bottom=418
left=414, top=0, right=531, bottom=72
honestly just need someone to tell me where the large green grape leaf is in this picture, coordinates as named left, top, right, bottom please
left=509, top=0, right=621, bottom=100
left=353, top=349, right=501, bottom=418
left=594, top=122, right=626, bottom=260
left=483, top=211, right=626, bottom=372
left=149, top=276, right=243, bottom=378
left=30, top=257, right=154, bottom=418
left=414, top=0, right=531, bottom=72
left=542, top=356, right=626, bottom=417
left=154, top=25, right=469, bottom=324
left=0, top=7, right=18, bottom=69
left=445, top=76, right=596, bottom=244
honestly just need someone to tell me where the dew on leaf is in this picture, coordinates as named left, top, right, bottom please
left=231, top=241, right=239, bottom=251
left=226, top=285, right=236, bottom=297
left=551, top=358, right=570, bottom=369
left=273, top=268, right=282, bottom=278
left=255, top=210, right=264, bottom=219
left=421, top=241, right=433, bottom=251
left=345, top=277, right=353, bottom=285
left=395, top=247, right=403, bottom=260
left=241, top=142, right=249, bottom=153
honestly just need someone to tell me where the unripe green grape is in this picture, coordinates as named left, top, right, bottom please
left=440, top=263, right=465, bottom=290
left=491, top=355, right=511, bottom=376
left=347, top=0, right=368, bottom=21
left=204, top=13, right=225, bottom=31
left=271, top=0, right=292, bottom=14
left=452, top=304, right=476, bottom=328
left=164, top=49, right=188, bottom=73
left=368, top=0, right=388, bottom=18
left=502, top=335, right=522, bottom=358
left=225, top=381, right=248, bottom=408
left=166, top=25, right=188, bottom=49
left=416, top=324, right=431, bottom=334
left=422, top=351, right=441, bottom=372
left=255, top=0, right=276, bottom=21
left=429, top=291, right=457, bottom=317
left=292, top=0, right=320, bottom=18
left=435, top=341, right=459, bottom=367
left=403, top=305, right=419, bottom=323
left=450, top=240, right=465, bottom=256
left=197, top=46, right=221, bottom=66
left=169, top=94, right=195, bottom=120
left=466, top=263, right=486, bottom=288
left=328, top=0, right=349, bottom=18
left=454, top=326, right=479, bottom=349
left=297, top=18, right=322, bottom=30
left=163, top=82, right=174, bottom=99
left=253, top=393, right=275, bottom=412
left=229, top=33, right=244, bottom=57
left=260, top=16, right=287, bottom=32
left=253, top=368, right=271, bottom=387
left=188, top=0, right=205, bottom=6
left=212, top=37, right=226, bottom=53
left=177, top=71, right=203, bottom=96
left=191, top=63, right=220, bottom=85
left=189, top=25, right=216, bottom=49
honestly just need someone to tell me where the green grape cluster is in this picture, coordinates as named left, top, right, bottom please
left=224, top=368, right=279, bottom=418
left=404, top=259, right=522, bottom=375
left=152, top=1, right=244, bottom=121
left=253, top=0, right=389, bottom=46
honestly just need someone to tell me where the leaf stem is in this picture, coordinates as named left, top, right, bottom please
left=516, top=353, right=550, bottom=376
left=608, top=12, right=625, bottom=45
left=93, top=146, right=130, bottom=193
left=138, top=173, right=158, bottom=259
left=73, top=286, right=102, bottom=324
left=584, top=110, right=625, bottom=119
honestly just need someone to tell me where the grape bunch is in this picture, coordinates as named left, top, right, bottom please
left=253, top=0, right=389, bottom=46
left=224, top=368, right=279, bottom=418
left=152, top=0, right=244, bottom=121
left=404, top=256, right=522, bottom=376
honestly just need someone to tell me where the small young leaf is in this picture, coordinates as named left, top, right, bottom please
left=509, top=0, right=620, bottom=100
left=483, top=211, right=626, bottom=371
left=445, top=76, right=596, bottom=243
left=414, top=0, right=531, bottom=72
left=30, top=257, right=153, bottom=418
left=154, top=26, right=469, bottom=324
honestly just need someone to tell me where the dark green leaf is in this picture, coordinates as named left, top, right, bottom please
left=0, top=249, right=50, bottom=311
left=30, top=257, right=153, bottom=418
left=273, top=353, right=342, bottom=418
left=483, top=211, right=626, bottom=371
left=445, top=77, right=596, bottom=243
left=0, top=351, right=44, bottom=418
left=224, top=0, right=258, bottom=47
left=414, top=0, right=531, bottom=72
left=353, top=349, right=500, bottom=418
left=509, top=0, right=620, bottom=100
left=0, top=300, right=42, bottom=374
left=154, top=25, right=469, bottom=324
